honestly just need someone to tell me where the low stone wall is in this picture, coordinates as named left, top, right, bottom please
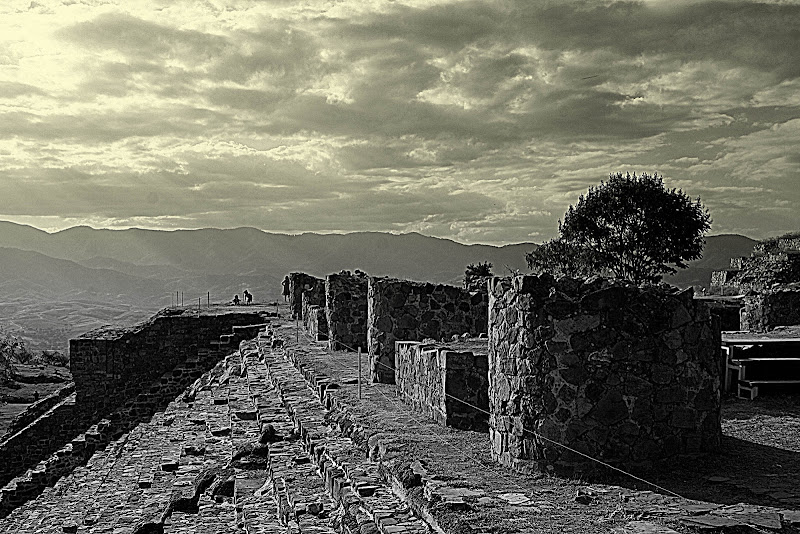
left=0, top=396, right=82, bottom=489
left=367, top=277, right=489, bottom=384
left=288, top=272, right=324, bottom=320
left=302, top=288, right=328, bottom=340
left=2, top=383, right=75, bottom=440
left=70, top=308, right=267, bottom=418
left=395, top=340, right=489, bottom=431
left=489, top=275, right=722, bottom=474
left=306, top=305, right=328, bottom=341
left=326, top=271, right=369, bottom=352
left=741, top=286, right=800, bottom=332
left=0, top=309, right=270, bottom=513
left=754, top=235, right=800, bottom=254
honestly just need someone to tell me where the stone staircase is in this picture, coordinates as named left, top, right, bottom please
left=236, top=331, right=429, bottom=533
left=0, top=320, right=430, bottom=534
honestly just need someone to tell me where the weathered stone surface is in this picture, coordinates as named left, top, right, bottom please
left=395, top=340, right=489, bottom=431
left=367, top=277, right=489, bottom=383
left=489, top=275, right=722, bottom=474
left=741, top=285, right=800, bottom=332
left=326, top=271, right=369, bottom=352
left=288, top=272, right=324, bottom=320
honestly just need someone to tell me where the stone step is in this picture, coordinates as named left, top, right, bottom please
left=236, top=346, right=335, bottom=534
left=248, top=339, right=429, bottom=534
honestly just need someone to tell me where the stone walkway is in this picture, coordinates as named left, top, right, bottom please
left=2, top=316, right=800, bottom=533
left=271, top=320, right=800, bottom=534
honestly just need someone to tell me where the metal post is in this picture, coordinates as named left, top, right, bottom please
left=207, top=292, right=210, bottom=308
left=198, top=297, right=201, bottom=311
left=176, top=291, right=179, bottom=307
left=358, top=346, right=362, bottom=399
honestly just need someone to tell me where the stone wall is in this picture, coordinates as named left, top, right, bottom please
left=325, top=271, right=369, bottom=352
left=741, top=286, right=800, bottom=332
left=302, top=288, right=328, bottom=340
left=70, top=308, right=268, bottom=418
left=754, top=235, right=800, bottom=254
left=489, top=275, right=722, bottom=475
left=306, top=305, right=328, bottom=341
left=288, top=272, right=324, bottom=320
left=395, top=340, right=489, bottom=431
left=710, top=250, right=800, bottom=296
left=367, top=277, right=489, bottom=384
left=0, top=308, right=269, bottom=501
left=0, top=396, right=81, bottom=489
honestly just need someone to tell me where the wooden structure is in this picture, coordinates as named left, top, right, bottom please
left=722, top=329, right=800, bottom=400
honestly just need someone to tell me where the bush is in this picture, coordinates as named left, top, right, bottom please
left=464, top=261, right=494, bottom=290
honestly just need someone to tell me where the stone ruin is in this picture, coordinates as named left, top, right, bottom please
left=741, top=284, right=800, bottom=332
left=0, top=308, right=270, bottom=511
left=395, top=339, right=489, bottom=432
left=325, top=270, right=368, bottom=352
left=710, top=234, right=800, bottom=332
left=302, top=287, right=328, bottom=341
left=488, top=275, right=722, bottom=474
left=287, top=272, right=323, bottom=320
left=367, top=277, right=489, bottom=384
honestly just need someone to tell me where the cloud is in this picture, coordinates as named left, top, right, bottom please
left=0, top=0, right=798, bottom=243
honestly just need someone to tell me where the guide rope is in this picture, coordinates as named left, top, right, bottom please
left=292, top=325, right=687, bottom=500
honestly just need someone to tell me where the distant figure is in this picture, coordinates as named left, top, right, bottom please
left=33, top=390, right=39, bottom=402
left=232, top=294, right=241, bottom=306
left=282, top=276, right=290, bottom=302
left=243, top=290, right=252, bottom=305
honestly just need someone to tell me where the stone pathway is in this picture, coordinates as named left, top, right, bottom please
left=3, top=314, right=800, bottom=533
left=270, top=320, right=800, bottom=534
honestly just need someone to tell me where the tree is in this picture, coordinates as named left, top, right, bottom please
left=0, top=328, right=33, bottom=364
left=527, top=172, right=711, bottom=283
left=464, top=261, right=494, bottom=291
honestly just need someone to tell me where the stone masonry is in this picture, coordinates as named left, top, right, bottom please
left=741, top=285, right=800, bottom=332
left=489, top=275, right=722, bottom=474
left=325, top=271, right=368, bottom=352
left=367, top=277, right=489, bottom=384
left=0, top=308, right=270, bottom=516
left=302, top=290, right=328, bottom=341
left=70, top=308, right=268, bottom=418
left=395, top=339, right=489, bottom=432
left=288, top=272, right=323, bottom=320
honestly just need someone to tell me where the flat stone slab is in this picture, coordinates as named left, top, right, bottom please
left=612, top=521, right=681, bottom=534
left=680, top=515, right=745, bottom=530
left=782, top=510, right=800, bottom=525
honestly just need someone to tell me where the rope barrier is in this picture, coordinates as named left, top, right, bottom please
left=291, top=330, right=540, bottom=498
left=293, top=327, right=687, bottom=500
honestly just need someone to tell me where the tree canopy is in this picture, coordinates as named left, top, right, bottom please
left=464, top=261, right=494, bottom=291
left=527, top=172, right=711, bottom=283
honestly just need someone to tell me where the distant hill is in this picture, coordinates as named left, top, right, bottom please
left=0, top=222, right=761, bottom=351
left=0, top=223, right=536, bottom=350
left=666, top=234, right=758, bottom=288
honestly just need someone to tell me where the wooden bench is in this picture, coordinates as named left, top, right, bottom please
left=721, top=333, right=800, bottom=400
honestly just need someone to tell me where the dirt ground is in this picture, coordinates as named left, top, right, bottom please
left=283, top=327, right=800, bottom=533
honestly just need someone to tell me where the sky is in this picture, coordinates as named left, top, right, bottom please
left=0, top=0, right=798, bottom=245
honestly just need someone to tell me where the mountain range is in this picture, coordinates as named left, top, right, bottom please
left=0, top=221, right=757, bottom=352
